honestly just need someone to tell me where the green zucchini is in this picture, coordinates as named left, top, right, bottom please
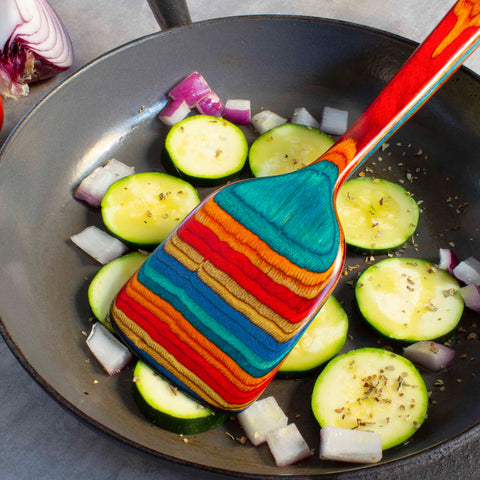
left=248, top=123, right=334, bottom=177
left=164, top=115, right=248, bottom=184
left=311, top=348, right=428, bottom=450
left=278, top=296, right=348, bottom=377
left=336, top=177, right=419, bottom=253
left=101, top=172, right=199, bottom=247
left=355, top=257, right=464, bottom=342
left=88, top=251, right=148, bottom=331
left=133, top=360, right=227, bottom=435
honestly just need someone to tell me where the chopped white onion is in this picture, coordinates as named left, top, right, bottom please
left=74, top=159, right=135, bottom=207
left=251, top=110, right=287, bottom=134
left=265, top=423, right=313, bottom=467
left=460, top=284, right=480, bottom=313
left=291, top=107, right=321, bottom=129
left=438, top=248, right=458, bottom=275
left=453, top=257, right=480, bottom=285
left=196, top=91, right=225, bottom=117
left=224, top=99, right=251, bottom=125
left=320, top=106, right=349, bottom=135
left=158, top=99, right=191, bottom=126
left=70, top=226, right=128, bottom=265
left=86, top=322, right=132, bottom=376
left=319, top=426, right=382, bottom=464
left=237, top=396, right=288, bottom=446
left=168, top=71, right=211, bottom=107
left=403, top=341, right=455, bottom=371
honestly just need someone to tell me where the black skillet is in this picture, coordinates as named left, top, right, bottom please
left=0, top=0, right=479, bottom=477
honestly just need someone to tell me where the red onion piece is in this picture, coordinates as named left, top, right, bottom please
left=168, top=71, right=211, bottom=107
left=86, top=322, right=132, bottom=376
left=403, top=341, right=455, bottom=371
left=453, top=257, right=480, bottom=285
left=158, top=99, right=190, bottom=126
left=70, top=226, right=128, bottom=265
left=74, top=159, right=135, bottom=207
left=265, top=423, right=312, bottom=467
left=438, top=248, right=458, bottom=275
left=460, top=284, right=480, bottom=313
left=251, top=109, right=287, bottom=134
left=196, top=91, right=224, bottom=117
left=291, top=107, right=321, bottom=129
left=319, top=426, right=382, bottom=464
left=224, top=99, right=251, bottom=125
left=320, top=106, right=349, bottom=135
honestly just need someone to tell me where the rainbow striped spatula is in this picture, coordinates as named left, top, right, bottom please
left=111, top=0, right=480, bottom=411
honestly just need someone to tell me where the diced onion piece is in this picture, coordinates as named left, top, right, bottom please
left=70, top=226, right=128, bottom=265
left=319, top=426, right=382, bottom=464
left=196, top=91, right=225, bottom=117
left=438, top=248, right=458, bottom=275
left=453, top=257, right=480, bottom=285
left=460, top=284, right=480, bottom=313
left=403, top=341, right=455, bottom=371
left=320, top=106, right=349, bottom=135
left=168, top=71, right=211, bottom=107
left=237, top=396, right=288, bottom=446
left=265, top=423, right=313, bottom=467
left=86, top=322, right=132, bottom=375
left=251, top=110, right=287, bottom=134
left=74, top=159, right=135, bottom=207
left=223, top=99, right=251, bottom=125
left=291, top=107, right=321, bottom=129
left=158, top=99, right=190, bottom=126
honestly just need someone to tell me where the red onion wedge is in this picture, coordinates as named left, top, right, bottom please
left=0, top=0, right=74, bottom=98
left=265, top=423, right=313, bottom=467
left=403, top=341, right=455, bottom=371
left=74, top=159, right=135, bottom=208
left=460, top=284, right=480, bottom=313
left=291, top=107, right=321, bottom=129
left=70, top=226, right=128, bottom=265
left=453, top=256, right=480, bottom=286
left=224, top=99, right=251, bottom=125
left=319, top=426, right=382, bottom=464
left=168, top=71, right=211, bottom=108
left=320, top=106, right=349, bottom=135
left=438, top=248, right=458, bottom=275
left=158, top=99, right=190, bottom=126
left=237, top=396, right=288, bottom=446
left=86, top=322, right=132, bottom=376
left=196, top=91, right=224, bottom=117
left=251, top=110, right=287, bottom=134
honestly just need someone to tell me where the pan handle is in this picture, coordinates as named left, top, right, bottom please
left=147, top=0, right=192, bottom=29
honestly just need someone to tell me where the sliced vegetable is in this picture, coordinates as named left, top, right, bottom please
left=248, top=123, right=334, bottom=177
left=251, top=110, right=287, bottom=134
left=70, top=226, right=128, bottom=265
left=278, top=296, right=348, bottom=377
left=320, top=106, right=348, bottom=135
left=237, top=396, right=288, bottom=446
left=319, top=426, right=382, bottom=464
left=453, top=256, right=480, bottom=285
left=133, top=360, right=226, bottom=435
left=265, top=423, right=313, bottom=467
left=86, top=322, right=132, bottom=375
left=403, top=341, right=455, bottom=371
left=291, top=107, right=321, bottom=129
left=158, top=99, right=190, bottom=126
left=0, top=96, right=3, bottom=131
left=74, top=159, right=135, bottom=208
left=164, top=115, right=248, bottom=183
left=336, top=177, right=419, bottom=253
left=224, top=99, right=251, bottom=125
left=460, top=284, right=480, bottom=312
left=101, top=172, right=199, bottom=247
left=355, top=258, right=464, bottom=341
left=89, top=251, right=148, bottom=330
left=196, top=91, right=224, bottom=117
left=438, top=248, right=458, bottom=275
left=168, top=71, right=211, bottom=107
left=312, top=348, right=428, bottom=450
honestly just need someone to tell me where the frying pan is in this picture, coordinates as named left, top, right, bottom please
left=1, top=0, right=479, bottom=477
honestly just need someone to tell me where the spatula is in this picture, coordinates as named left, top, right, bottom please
left=111, top=0, right=480, bottom=411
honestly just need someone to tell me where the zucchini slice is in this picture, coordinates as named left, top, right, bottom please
left=165, top=115, right=248, bottom=183
left=356, top=257, right=464, bottom=342
left=248, top=123, right=334, bottom=177
left=101, top=172, right=199, bottom=247
left=336, top=177, right=419, bottom=253
left=133, top=360, right=227, bottom=435
left=88, top=251, right=148, bottom=330
left=278, top=296, right=348, bottom=377
left=312, top=348, right=428, bottom=450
